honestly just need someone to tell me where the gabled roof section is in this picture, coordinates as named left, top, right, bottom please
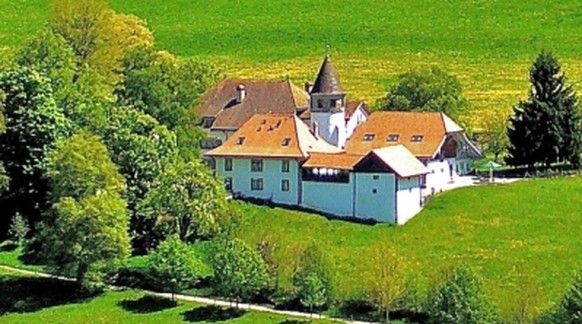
left=206, top=114, right=340, bottom=158
left=371, top=145, right=429, bottom=178
left=441, top=113, right=463, bottom=133
left=345, top=111, right=456, bottom=158
left=311, top=55, right=343, bottom=94
left=196, top=79, right=309, bottom=130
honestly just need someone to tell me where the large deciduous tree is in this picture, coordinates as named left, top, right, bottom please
left=211, top=238, right=269, bottom=307
left=506, top=51, right=582, bottom=168
left=0, top=67, right=70, bottom=234
left=140, top=159, right=230, bottom=244
left=49, top=0, right=153, bottom=86
left=376, top=66, right=468, bottom=120
left=35, top=131, right=129, bottom=288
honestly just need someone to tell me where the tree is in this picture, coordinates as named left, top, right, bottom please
left=8, top=212, right=29, bottom=246
left=140, top=159, right=230, bottom=244
left=35, top=131, right=129, bottom=288
left=477, top=108, right=510, bottom=162
left=554, top=272, right=582, bottom=323
left=376, top=66, right=469, bottom=119
left=0, top=67, right=70, bottom=235
left=426, top=265, right=497, bottom=324
left=93, top=106, right=178, bottom=253
left=148, top=234, right=205, bottom=300
left=116, top=47, right=220, bottom=160
left=211, top=238, right=269, bottom=307
left=49, top=0, right=153, bottom=86
left=506, top=51, right=582, bottom=168
left=364, top=243, right=407, bottom=323
left=117, top=47, right=220, bottom=130
left=292, top=244, right=332, bottom=309
left=0, top=91, right=8, bottom=192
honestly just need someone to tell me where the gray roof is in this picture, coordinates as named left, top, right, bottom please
left=311, top=55, right=343, bottom=94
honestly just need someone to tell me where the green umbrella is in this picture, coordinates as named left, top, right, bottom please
left=480, top=160, right=502, bottom=182
left=480, top=160, right=502, bottom=169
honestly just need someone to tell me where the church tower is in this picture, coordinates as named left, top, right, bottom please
left=309, top=55, right=347, bottom=147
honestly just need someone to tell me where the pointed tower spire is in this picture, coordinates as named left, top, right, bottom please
left=311, top=54, right=343, bottom=94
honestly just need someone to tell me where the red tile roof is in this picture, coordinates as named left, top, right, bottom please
left=206, top=114, right=340, bottom=158
left=345, top=112, right=462, bottom=158
left=196, top=79, right=309, bottom=130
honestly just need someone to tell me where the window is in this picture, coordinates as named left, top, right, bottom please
left=224, top=158, right=232, bottom=171
left=251, top=178, right=263, bottom=191
left=317, top=99, right=323, bottom=108
left=330, top=99, right=337, bottom=107
left=411, top=135, right=424, bottom=142
left=251, top=159, right=263, bottom=172
left=236, top=137, right=245, bottom=145
left=281, top=179, right=290, bottom=192
left=282, top=137, right=291, bottom=146
left=224, top=177, right=232, bottom=191
left=201, top=117, right=214, bottom=129
left=281, top=160, right=290, bottom=173
left=372, top=188, right=377, bottom=194
left=363, top=133, right=375, bottom=141
left=373, top=175, right=379, bottom=180
left=387, top=134, right=399, bottom=142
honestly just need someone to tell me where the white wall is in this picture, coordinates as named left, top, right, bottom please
left=311, top=111, right=347, bottom=148
left=396, top=177, right=423, bottom=224
left=354, top=173, right=396, bottom=222
left=425, top=158, right=457, bottom=194
left=302, top=174, right=354, bottom=217
left=345, top=107, right=368, bottom=147
left=215, top=157, right=300, bottom=205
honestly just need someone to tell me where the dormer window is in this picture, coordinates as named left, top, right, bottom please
left=411, top=135, right=424, bottom=142
left=363, top=134, right=375, bottom=141
left=236, top=137, right=245, bottom=145
left=387, top=134, right=399, bottom=142
left=282, top=137, right=291, bottom=146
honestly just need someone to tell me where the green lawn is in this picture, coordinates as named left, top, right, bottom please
left=0, top=269, right=335, bottom=324
left=234, top=177, right=582, bottom=320
left=3, top=0, right=582, bottom=125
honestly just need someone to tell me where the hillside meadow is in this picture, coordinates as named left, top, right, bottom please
left=3, top=0, right=582, bottom=127
left=235, top=177, right=582, bottom=320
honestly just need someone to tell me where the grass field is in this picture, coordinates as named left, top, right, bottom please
left=0, top=269, right=335, bottom=324
left=3, top=1, right=582, bottom=125
left=235, top=177, right=582, bottom=320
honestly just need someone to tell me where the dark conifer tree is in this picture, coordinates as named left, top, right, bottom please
left=506, top=51, right=582, bottom=168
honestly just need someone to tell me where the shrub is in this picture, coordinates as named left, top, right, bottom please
left=553, top=272, right=582, bottom=323
left=426, top=265, right=497, bottom=324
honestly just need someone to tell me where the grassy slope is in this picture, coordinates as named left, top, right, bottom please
left=3, top=1, right=582, bottom=121
left=236, top=177, right=582, bottom=319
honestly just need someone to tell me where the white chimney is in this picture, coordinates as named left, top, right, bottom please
left=305, top=82, right=313, bottom=93
left=236, top=84, right=246, bottom=103
left=311, top=121, right=319, bottom=139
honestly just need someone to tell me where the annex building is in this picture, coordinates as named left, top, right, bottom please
left=201, top=56, right=482, bottom=224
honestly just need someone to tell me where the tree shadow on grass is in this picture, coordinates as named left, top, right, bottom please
left=182, top=305, right=246, bottom=322
left=0, top=275, right=99, bottom=315
left=119, top=294, right=178, bottom=314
